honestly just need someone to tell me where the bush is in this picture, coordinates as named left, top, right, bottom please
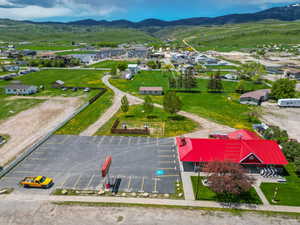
left=281, top=141, right=300, bottom=162
left=263, top=126, right=289, bottom=144
left=270, top=78, right=296, bottom=100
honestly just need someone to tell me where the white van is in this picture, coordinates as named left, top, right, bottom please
left=278, top=98, right=300, bottom=107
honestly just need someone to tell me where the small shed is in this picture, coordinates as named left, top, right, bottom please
left=5, top=84, right=38, bottom=95
left=240, top=89, right=270, bottom=105
left=139, top=87, right=163, bottom=95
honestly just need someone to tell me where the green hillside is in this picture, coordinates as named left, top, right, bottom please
left=155, top=20, right=300, bottom=51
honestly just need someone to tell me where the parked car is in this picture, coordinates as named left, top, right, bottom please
left=84, top=88, right=90, bottom=92
left=278, top=98, right=300, bottom=107
left=19, top=176, right=53, bottom=188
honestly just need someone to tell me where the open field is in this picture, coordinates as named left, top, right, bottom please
left=0, top=69, right=107, bottom=98
left=260, top=164, right=300, bottom=206
left=0, top=97, right=82, bottom=166
left=16, top=45, right=78, bottom=51
left=89, top=60, right=137, bottom=68
left=56, top=90, right=114, bottom=135
left=95, top=104, right=199, bottom=137
left=191, top=176, right=262, bottom=204
left=0, top=97, right=44, bottom=122
left=156, top=21, right=300, bottom=52
left=110, top=71, right=268, bottom=129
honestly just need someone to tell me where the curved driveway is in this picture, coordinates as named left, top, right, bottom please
left=81, top=75, right=234, bottom=137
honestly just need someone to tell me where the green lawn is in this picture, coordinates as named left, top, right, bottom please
left=95, top=104, right=199, bottom=137
left=0, top=69, right=107, bottom=98
left=260, top=164, right=300, bottom=206
left=110, top=71, right=267, bottom=129
left=55, top=90, right=114, bottom=135
left=89, top=60, right=137, bottom=68
left=0, top=98, right=44, bottom=122
left=16, top=45, right=78, bottom=51
left=55, top=51, right=96, bottom=56
left=205, top=65, right=239, bottom=70
left=191, top=176, right=262, bottom=204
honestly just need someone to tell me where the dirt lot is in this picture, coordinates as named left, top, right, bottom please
left=261, top=102, right=300, bottom=141
left=0, top=201, right=299, bottom=225
left=0, top=96, right=82, bottom=166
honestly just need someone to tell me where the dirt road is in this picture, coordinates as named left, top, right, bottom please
left=0, top=96, right=82, bottom=166
left=0, top=200, right=299, bottom=225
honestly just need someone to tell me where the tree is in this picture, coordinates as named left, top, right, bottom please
left=121, top=96, right=129, bottom=113
left=295, top=157, right=300, bottom=174
left=281, top=140, right=300, bottom=162
left=207, top=73, right=223, bottom=93
left=168, top=76, right=177, bottom=89
left=143, top=96, right=154, bottom=117
left=117, top=62, right=127, bottom=72
left=270, top=78, right=296, bottom=100
left=163, top=91, right=182, bottom=114
left=237, top=62, right=266, bottom=81
left=263, top=126, right=289, bottom=144
left=204, top=161, right=254, bottom=195
left=235, top=80, right=246, bottom=94
left=111, top=65, right=118, bottom=76
left=146, top=60, right=157, bottom=69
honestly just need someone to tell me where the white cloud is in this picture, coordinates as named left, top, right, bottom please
left=0, top=5, right=72, bottom=20
left=0, top=0, right=13, bottom=6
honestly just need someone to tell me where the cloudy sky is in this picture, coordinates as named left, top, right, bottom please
left=0, top=0, right=298, bottom=21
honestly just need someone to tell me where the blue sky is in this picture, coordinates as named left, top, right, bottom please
left=0, top=0, right=298, bottom=21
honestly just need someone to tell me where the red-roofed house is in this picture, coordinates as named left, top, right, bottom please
left=227, top=129, right=261, bottom=140
left=176, top=137, right=288, bottom=173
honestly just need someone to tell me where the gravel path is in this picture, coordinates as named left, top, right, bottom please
left=80, top=75, right=234, bottom=137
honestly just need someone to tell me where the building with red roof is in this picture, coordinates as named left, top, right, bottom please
left=227, top=129, right=261, bottom=140
left=176, top=137, right=288, bottom=173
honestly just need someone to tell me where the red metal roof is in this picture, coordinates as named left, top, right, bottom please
left=176, top=137, right=288, bottom=165
left=227, top=129, right=261, bottom=140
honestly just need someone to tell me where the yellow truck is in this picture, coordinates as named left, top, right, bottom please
left=20, top=176, right=53, bottom=189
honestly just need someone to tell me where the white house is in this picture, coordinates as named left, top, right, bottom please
left=5, top=84, right=38, bottom=95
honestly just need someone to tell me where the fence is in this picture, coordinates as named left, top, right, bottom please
left=0, top=88, right=107, bottom=178
left=111, top=119, right=150, bottom=135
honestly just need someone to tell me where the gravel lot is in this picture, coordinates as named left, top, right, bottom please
left=262, top=102, right=300, bottom=141
left=0, top=201, right=299, bottom=225
left=0, top=97, right=82, bottom=166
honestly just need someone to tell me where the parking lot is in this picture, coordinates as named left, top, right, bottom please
left=0, top=135, right=180, bottom=194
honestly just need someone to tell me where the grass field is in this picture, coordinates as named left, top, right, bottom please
left=191, top=176, right=262, bottom=204
left=55, top=90, right=114, bottom=135
left=260, top=164, right=300, bottom=206
left=55, top=51, right=96, bottom=56
left=205, top=65, right=238, bottom=70
left=0, top=97, right=44, bottom=122
left=110, top=71, right=267, bottom=129
left=89, top=60, right=137, bottom=68
left=95, top=104, right=199, bottom=137
left=16, top=45, right=78, bottom=51
left=0, top=69, right=108, bottom=98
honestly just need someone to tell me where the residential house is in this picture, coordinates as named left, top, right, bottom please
left=5, top=84, right=38, bottom=95
left=284, top=68, right=300, bottom=80
left=139, top=87, right=163, bottom=95
left=240, top=89, right=270, bottom=105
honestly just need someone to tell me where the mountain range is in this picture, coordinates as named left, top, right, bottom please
left=23, top=3, right=300, bottom=28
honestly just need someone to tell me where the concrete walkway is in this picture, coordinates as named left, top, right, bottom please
left=2, top=193, right=300, bottom=214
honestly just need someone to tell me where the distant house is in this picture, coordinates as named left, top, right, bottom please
left=240, top=89, right=270, bottom=106
left=127, top=64, right=139, bottom=74
left=52, top=80, right=65, bottom=88
left=5, top=84, right=38, bottom=95
left=139, top=87, right=163, bottom=95
left=3, top=65, right=19, bottom=72
left=128, top=47, right=149, bottom=58
left=284, top=68, right=300, bottom=80
left=223, top=73, right=238, bottom=80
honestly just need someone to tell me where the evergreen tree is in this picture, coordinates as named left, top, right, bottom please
left=121, top=96, right=129, bottom=113
left=143, top=96, right=154, bottom=117
left=215, top=71, right=223, bottom=92
left=207, top=74, right=216, bottom=92
left=168, top=77, right=177, bottom=89
left=163, top=91, right=182, bottom=114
